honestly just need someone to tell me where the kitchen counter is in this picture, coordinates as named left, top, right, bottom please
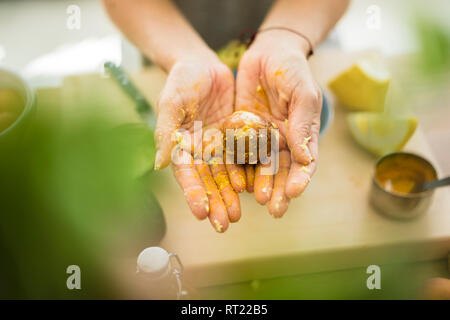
left=36, top=49, right=450, bottom=288
left=132, top=50, right=450, bottom=287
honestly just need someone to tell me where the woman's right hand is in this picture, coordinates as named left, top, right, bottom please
left=154, top=55, right=243, bottom=233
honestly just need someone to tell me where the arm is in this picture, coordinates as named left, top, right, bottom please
left=236, top=0, right=349, bottom=216
left=102, top=0, right=215, bottom=72
left=103, top=0, right=241, bottom=232
left=257, top=0, right=350, bottom=56
left=254, top=0, right=350, bottom=163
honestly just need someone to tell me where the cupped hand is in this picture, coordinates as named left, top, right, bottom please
left=154, top=56, right=243, bottom=232
left=235, top=32, right=322, bottom=217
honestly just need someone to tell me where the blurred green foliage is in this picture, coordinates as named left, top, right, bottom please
left=200, top=259, right=450, bottom=300
left=0, top=109, right=165, bottom=299
left=414, top=14, right=450, bottom=77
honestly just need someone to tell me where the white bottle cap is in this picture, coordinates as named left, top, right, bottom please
left=137, top=247, right=171, bottom=279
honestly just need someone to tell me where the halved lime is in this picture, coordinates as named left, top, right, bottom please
left=347, top=112, right=418, bottom=157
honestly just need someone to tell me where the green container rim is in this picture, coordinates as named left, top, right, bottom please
left=0, top=67, right=35, bottom=138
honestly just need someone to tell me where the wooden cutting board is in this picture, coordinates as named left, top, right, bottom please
left=37, top=49, right=450, bottom=287
left=133, top=50, right=450, bottom=287
left=152, top=116, right=450, bottom=287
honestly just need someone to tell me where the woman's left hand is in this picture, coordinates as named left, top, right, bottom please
left=235, top=30, right=322, bottom=217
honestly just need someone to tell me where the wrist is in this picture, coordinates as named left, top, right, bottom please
left=251, top=28, right=312, bottom=58
left=165, top=44, right=218, bottom=71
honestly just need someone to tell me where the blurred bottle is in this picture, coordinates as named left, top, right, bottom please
left=136, top=247, right=199, bottom=299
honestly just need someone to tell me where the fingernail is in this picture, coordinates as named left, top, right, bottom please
left=204, top=197, right=210, bottom=213
left=213, top=219, right=223, bottom=233
left=154, top=150, right=163, bottom=170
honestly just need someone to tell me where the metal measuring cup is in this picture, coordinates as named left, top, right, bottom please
left=370, top=152, right=438, bottom=220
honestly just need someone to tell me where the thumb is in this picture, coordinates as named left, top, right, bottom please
left=235, top=53, right=259, bottom=111
left=288, top=88, right=322, bottom=165
left=154, top=99, right=186, bottom=170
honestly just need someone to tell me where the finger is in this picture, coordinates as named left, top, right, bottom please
left=210, top=163, right=241, bottom=222
left=154, top=98, right=186, bottom=170
left=172, top=157, right=209, bottom=220
left=235, top=52, right=259, bottom=111
left=424, top=278, right=450, bottom=300
left=285, top=156, right=318, bottom=199
left=268, top=151, right=291, bottom=218
left=226, top=163, right=246, bottom=193
left=254, top=163, right=273, bottom=205
left=287, top=88, right=322, bottom=165
left=308, top=121, right=320, bottom=163
left=245, top=165, right=255, bottom=193
left=196, top=161, right=229, bottom=233
left=286, top=115, right=320, bottom=199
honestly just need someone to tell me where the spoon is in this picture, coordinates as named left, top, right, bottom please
left=419, top=176, right=450, bottom=192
